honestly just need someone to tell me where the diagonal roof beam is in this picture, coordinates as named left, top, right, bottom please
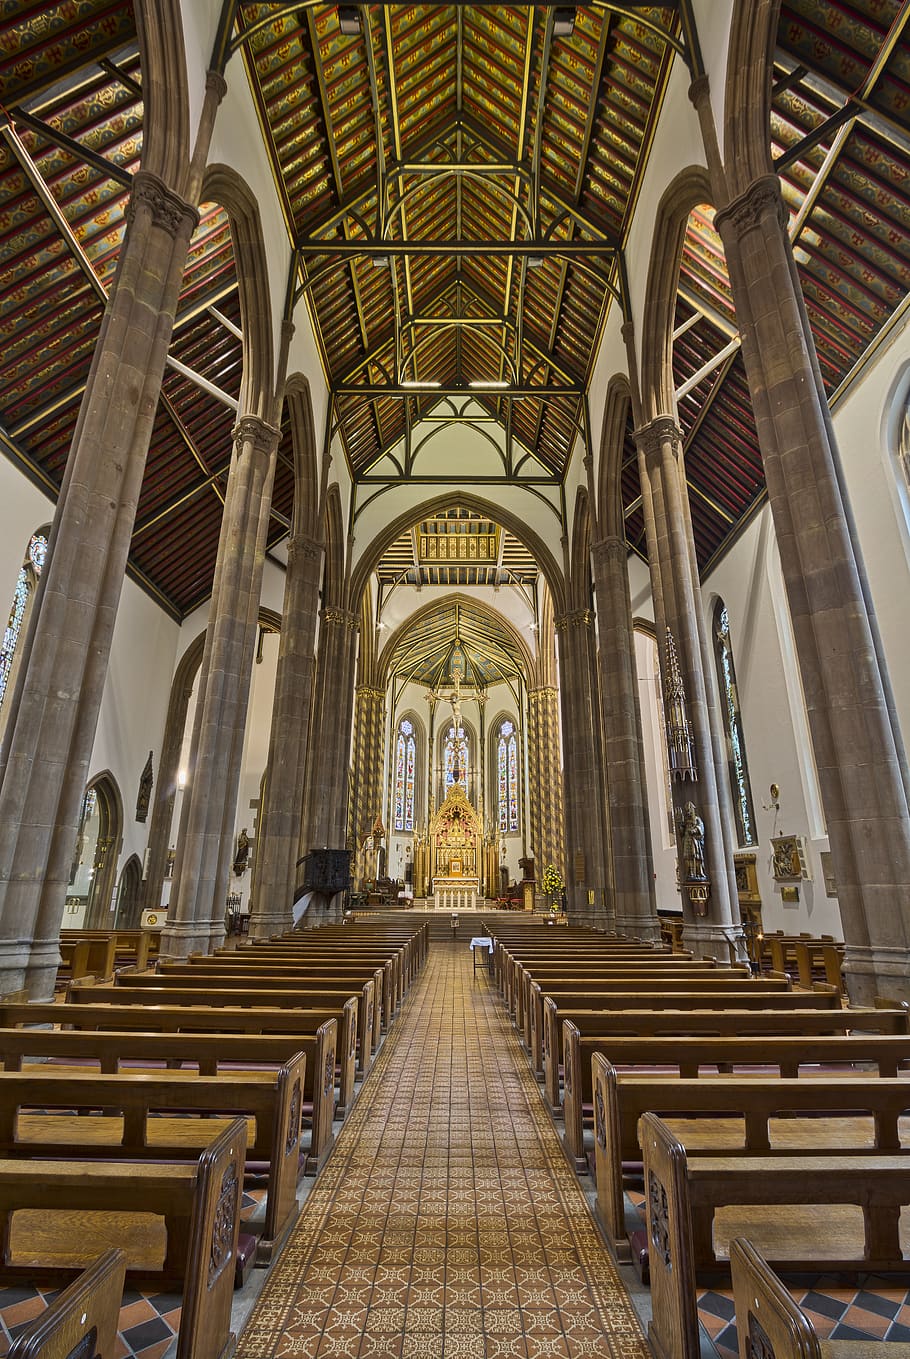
left=305, top=8, right=385, bottom=452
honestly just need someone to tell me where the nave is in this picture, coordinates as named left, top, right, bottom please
left=234, top=942, right=648, bottom=1359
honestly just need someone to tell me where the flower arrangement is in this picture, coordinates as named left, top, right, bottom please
left=541, top=863, right=564, bottom=908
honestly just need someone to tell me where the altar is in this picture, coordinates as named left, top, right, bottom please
left=428, top=780, right=483, bottom=908
left=434, top=875, right=480, bottom=910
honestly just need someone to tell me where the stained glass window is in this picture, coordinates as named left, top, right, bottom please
left=393, top=718, right=416, bottom=831
left=0, top=531, right=49, bottom=711
left=444, top=725, right=468, bottom=790
left=713, top=602, right=757, bottom=847
left=497, top=720, right=519, bottom=832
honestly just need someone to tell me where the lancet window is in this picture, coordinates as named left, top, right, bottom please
left=497, top=720, right=519, bottom=833
left=0, top=529, right=49, bottom=713
left=712, top=601, right=757, bottom=847
left=393, top=718, right=416, bottom=832
left=444, top=725, right=469, bottom=791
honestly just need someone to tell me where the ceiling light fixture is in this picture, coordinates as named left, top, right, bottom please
left=338, top=6, right=362, bottom=36
left=400, top=380, right=441, bottom=389
left=469, top=380, right=510, bottom=389
left=527, top=255, right=544, bottom=269
left=553, top=7, right=576, bottom=37
left=372, top=254, right=390, bottom=269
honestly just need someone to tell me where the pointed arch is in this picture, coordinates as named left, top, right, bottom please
left=724, top=0, right=780, bottom=197
left=134, top=0, right=191, bottom=191
left=569, top=487, right=594, bottom=612
left=116, top=854, right=144, bottom=929
left=639, top=166, right=716, bottom=420
left=285, top=374, right=321, bottom=543
left=489, top=710, right=521, bottom=836
left=322, top=484, right=347, bottom=611
left=201, top=165, right=275, bottom=413
left=377, top=593, right=535, bottom=686
left=350, top=491, right=566, bottom=615
left=72, top=771, right=124, bottom=930
left=598, top=377, right=634, bottom=542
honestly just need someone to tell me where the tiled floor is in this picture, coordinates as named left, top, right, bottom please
left=235, top=942, right=650, bottom=1358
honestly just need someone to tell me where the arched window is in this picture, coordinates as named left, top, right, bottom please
left=393, top=718, right=417, bottom=831
left=497, top=719, right=519, bottom=833
left=443, top=724, right=469, bottom=791
left=0, top=529, right=49, bottom=713
left=712, top=601, right=757, bottom=847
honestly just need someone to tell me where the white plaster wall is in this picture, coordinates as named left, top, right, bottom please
left=0, top=464, right=182, bottom=914
left=622, top=54, right=707, bottom=372
left=835, top=312, right=910, bottom=731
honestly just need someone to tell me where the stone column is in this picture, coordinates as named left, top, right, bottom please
left=528, top=685, right=566, bottom=893
left=591, top=535, right=660, bottom=941
left=555, top=609, right=611, bottom=928
left=0, top=173, right=204, bottom=997
left=162, top=413, right=281, bottom=957
left=300, top=607, right=359, bottom=920
left=716, top=175, right=910, bottom=1002
left=248, top=533, right=323, bottom=939
left=349, top=685, right=386, bottom=852
left=636, top=416, right=743, bottom=958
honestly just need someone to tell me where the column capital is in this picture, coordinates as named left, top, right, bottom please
left=321, top=606, right=359, bottom=631
left=714, top=173, right=787, bottom=240
left=127, top=170, right=199, bottom=238
left=529, top=685, right=559, bottom=698
left=233, top=414, right=281, bottom=457
left=591, top=535, right=628, bottom=568
left=356, top=684, right=386, bottom=700
left=633, top=414, right=683, bottom=459
left=555, top=608, right=594, bottom=633
left=286, top=533, right=323, bottom=565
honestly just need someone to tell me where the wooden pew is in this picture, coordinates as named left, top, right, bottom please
left=188, top=952, right=401, bottom=1016
left=0, top=1006, right=338, bottom=1169
left=591, top=1057, right=910, bottom=1254
left=562, top=1022, right=910, bottom=1164
left=641, top=1111, right=910, bottom=1359
left=523, top=973, right=804, bottom=1055
left=65, top=986, right=363, bottom=1112
left=7, top=1247, right=125, bottom=1359
left=0, top=1064, right=304, bottom=1262
left=543, top=999, right=908, bottom=1109
left=156, top=960, right=385, bottom=1045
left=514, top=963, right=790, bottom=1023
left=0, top=1119, right=246, bottom=1359
left=730, top=1236, right=910, bottom=1359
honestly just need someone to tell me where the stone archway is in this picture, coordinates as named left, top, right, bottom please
left=116, top=854, right=144, bottom=929
left=68, top=772, right=124, bottom=931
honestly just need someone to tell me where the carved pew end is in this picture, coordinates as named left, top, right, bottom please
left=7, top=1247, right=126, bottom=1359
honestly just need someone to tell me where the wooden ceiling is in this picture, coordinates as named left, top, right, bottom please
left=0, top=3, right=908, bottom=615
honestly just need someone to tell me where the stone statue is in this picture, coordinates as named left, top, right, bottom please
left=233, top=827, right=250, bottom=876
left=135, top=750, right=153, bottom=823
left=677, top=801, right=706, bottom=882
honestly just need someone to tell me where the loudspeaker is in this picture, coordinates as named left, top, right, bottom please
left=302, top=849, right=351, bottom=894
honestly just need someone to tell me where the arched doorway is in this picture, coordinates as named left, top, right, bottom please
left=66, top=772, right=123, bottom=930
left=115, top=854, right=144, bottom=929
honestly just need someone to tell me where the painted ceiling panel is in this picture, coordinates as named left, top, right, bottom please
left=2, top=2, right=908, bottom=617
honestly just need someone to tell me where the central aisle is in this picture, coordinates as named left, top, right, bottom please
left=236, top=942, right=650, bottom=1358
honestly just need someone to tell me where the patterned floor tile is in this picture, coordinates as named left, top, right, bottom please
left=235, top=944, right=651, bottom=1359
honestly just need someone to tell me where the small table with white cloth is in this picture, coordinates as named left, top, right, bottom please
left=470, top=936, right=494, bottom=975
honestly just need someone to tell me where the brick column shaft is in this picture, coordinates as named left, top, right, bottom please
left=717, top=174, right=910, bottom=1002
left=0, top=173, right=200, bottom=997
left=249, top=533, right=323, bottom=939
left=592, top=535, right=660, bottom=940
left=556, top=610, right=612, bottom=928
left=163, top=413, right=281, bottom=957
